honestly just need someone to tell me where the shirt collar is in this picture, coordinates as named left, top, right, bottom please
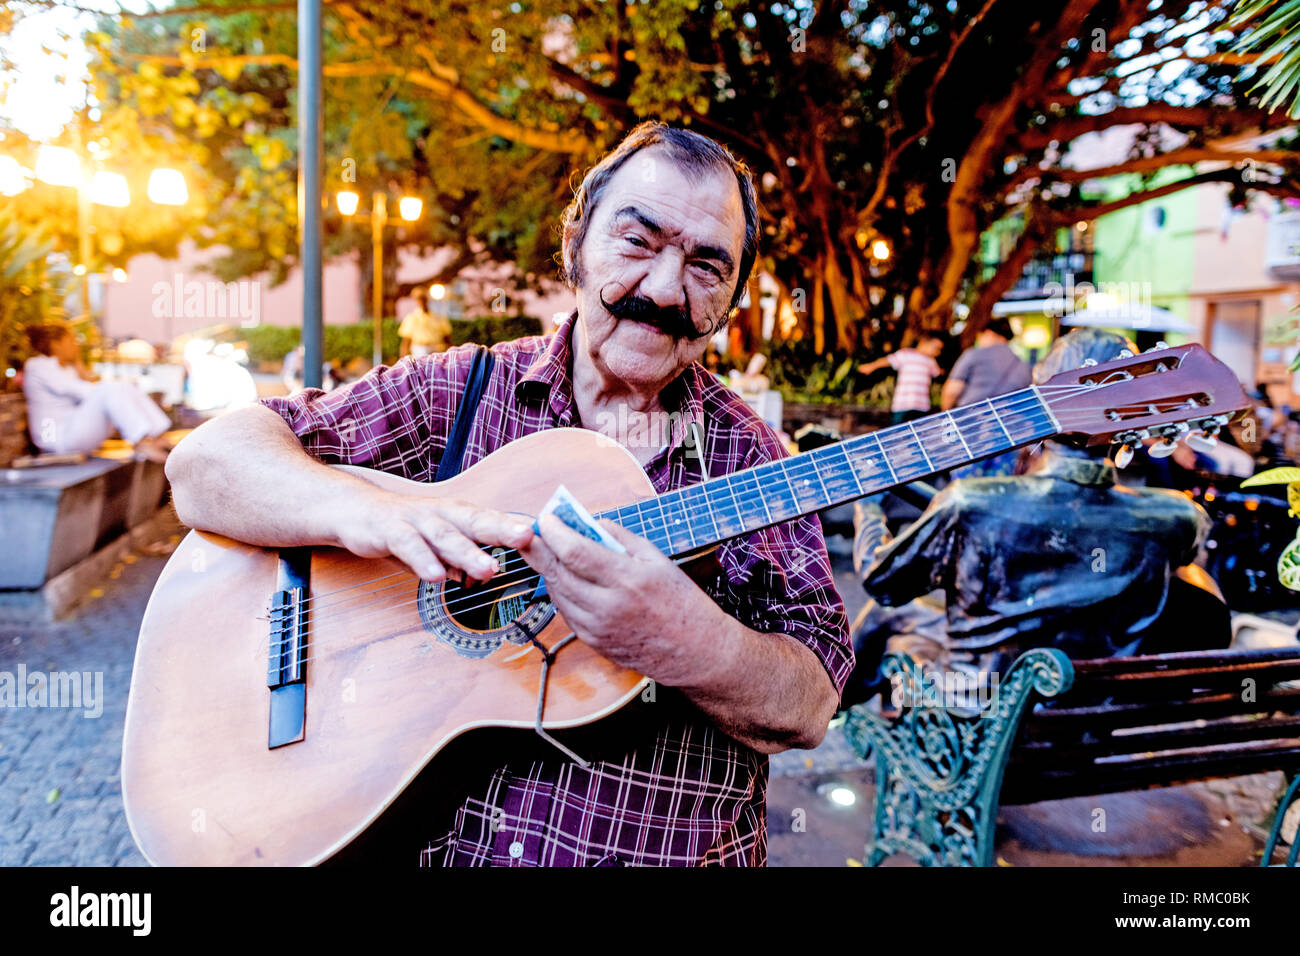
left=515, top=309, right=707, bottom=456
left=516, top=310, right=580, bottom=425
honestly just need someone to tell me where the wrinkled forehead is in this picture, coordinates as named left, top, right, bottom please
left=596, top=148, right=745, bottom=249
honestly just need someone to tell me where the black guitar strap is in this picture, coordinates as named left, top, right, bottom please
left=435, top=344, right=494, bottom=481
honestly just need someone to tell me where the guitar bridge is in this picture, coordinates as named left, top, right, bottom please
left=266, top=549, right=310, bottom=749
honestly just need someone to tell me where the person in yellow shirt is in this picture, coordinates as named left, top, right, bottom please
left=398, top=287, right=453, bottom=358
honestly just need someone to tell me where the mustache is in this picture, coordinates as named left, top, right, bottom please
left=599, top=287, right=712, bottom=341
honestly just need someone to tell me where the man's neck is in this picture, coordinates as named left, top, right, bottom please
left=570, top=320, right=676, bottom=466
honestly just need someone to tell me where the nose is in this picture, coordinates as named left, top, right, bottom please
left=637, top=249, right=687, bottom=311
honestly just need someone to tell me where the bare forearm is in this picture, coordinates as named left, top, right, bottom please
left=678, top=609, right=839, bottom=754
left=165, top=404, right=376, bottom=548
left=166, top=404, right=535, bottom=583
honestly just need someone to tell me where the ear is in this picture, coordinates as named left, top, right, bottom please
left=560, top=221, right=578, bottom=279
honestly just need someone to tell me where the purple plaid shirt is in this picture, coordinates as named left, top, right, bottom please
left=261, top=314, right=852, bottom=866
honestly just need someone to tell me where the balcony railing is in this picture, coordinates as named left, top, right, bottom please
left=1267, top=208, right=1300, bottom=282
left=980, top=250, right=1095, bottom=300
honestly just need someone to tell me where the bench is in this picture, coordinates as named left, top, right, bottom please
left=0, top=392, right=186, bottom=619
left=843, top=645, right=1300, bottom=867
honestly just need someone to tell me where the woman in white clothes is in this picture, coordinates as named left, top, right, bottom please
left=22, top=323, right=172, bottom=463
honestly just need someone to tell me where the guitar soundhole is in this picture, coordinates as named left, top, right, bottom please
left=441, top=575, right=534, bottom=632
left=415, top=557, right=554, bottom=660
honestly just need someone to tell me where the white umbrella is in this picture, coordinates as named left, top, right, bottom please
left=1060, top=302, right=1195, bottom=334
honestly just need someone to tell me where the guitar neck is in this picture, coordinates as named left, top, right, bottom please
left=597, top=386, right=1060, bottom=557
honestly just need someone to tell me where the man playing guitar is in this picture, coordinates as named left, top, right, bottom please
left=164, top=122, right=853, bottom=866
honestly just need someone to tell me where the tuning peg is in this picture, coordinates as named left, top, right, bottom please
left=1143, top=340, right=1170, bottom=353
left=1148, top=438, right=1179, bottom=459
left=1114, top=443, right=1135, bottom=468
left=1115, top=349, right=1134, bottom=359
left=1185, top=431, right=1218, bottom=453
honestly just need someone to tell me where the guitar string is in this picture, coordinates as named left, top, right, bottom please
left=276, top=389, right=1069, bottom=622
left=268, top=391, right=1206, bottom=641
left=267, top=397, right=1207, bottom=655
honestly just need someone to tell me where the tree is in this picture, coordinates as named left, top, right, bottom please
left=1231, top=0, right=1300, bottom=117
left=75, top=0, right=1300, bottom=350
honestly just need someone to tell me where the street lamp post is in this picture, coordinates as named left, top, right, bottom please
left=371, top=192, right=386, bottom=368
left=335, top=190, right=422, bottom=368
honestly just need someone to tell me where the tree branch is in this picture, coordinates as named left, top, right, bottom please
left=1005, top=147, right=1299, bottom=193
left=1017, top=104, right=1290, bottom=149
left=126, top=53, right=591, bottom=154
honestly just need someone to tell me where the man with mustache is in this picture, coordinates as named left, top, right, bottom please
left=165, top=122, right=852, bottom=866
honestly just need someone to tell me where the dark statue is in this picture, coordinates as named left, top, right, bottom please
left=848, top=328, right=1224, bottom=700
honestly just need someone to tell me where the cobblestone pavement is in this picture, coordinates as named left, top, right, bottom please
left=0, top=524, right=181, bottom=867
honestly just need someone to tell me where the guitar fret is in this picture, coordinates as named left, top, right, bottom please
left=640, top=496, right=671, bottom=552
left=644, top=494, right=670, bottom=552
left=946, top=412, right=972, bottom=458
left=733, top=468, right=769, bottom=528
left=723, top=479, right=750, bottom=537
left=839, top=443, right=866, bottom=496
left=985, top=398, right=1013, bottom=444
left=695, top=483, right=727, bottom=542
left=874, top=433, right=899, bottom=483
left=773, top=458, right=802, bottom=521
left=908, top=422, right=934, bottom=471
left=660, top=491, right=697, bottom=552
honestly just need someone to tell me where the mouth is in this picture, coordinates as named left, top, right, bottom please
left=622, top=316, right=675, bottom=336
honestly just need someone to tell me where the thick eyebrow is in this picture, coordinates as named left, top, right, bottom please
left=609, top=204, right=736, bottom=278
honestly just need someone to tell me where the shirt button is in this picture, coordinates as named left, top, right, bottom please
left=508, top=841, right=525, bottom=859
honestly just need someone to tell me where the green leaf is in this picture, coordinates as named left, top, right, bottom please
left=1242, top=467, right=1300, bottom=488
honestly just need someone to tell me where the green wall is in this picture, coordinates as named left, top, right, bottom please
left=1088, top=167, right=1198, bottom=343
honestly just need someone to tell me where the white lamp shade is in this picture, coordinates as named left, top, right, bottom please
left=35, top=145, right=81, bottom=187
left=147, top=168, right=188, bottom=205
left=89, top=170, right=130, bottom=207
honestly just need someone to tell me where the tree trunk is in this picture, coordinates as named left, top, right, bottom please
left=812, top=261, right=826, bottom=355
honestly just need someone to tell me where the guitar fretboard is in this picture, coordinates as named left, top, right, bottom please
left=598, top=386, right=1059, bottom=556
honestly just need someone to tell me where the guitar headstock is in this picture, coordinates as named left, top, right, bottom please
left=1038, top=344, right=1252, bottom=450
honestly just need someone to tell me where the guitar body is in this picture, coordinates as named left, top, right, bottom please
left=122, top=428, right=655, bottom=866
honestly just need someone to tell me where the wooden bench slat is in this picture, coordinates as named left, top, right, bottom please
left=1070, top=647, right=1300, bottom=677
left=1013, top=715, right=1300, bottom=768
left=1002, top=742, right=1300, bottom=805
left=1024, top=687, right=1300, bottom=732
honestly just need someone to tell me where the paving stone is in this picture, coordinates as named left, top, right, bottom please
left=0, top=842, right=35, bottom=865
left=0, top=531, right=177, bottom=868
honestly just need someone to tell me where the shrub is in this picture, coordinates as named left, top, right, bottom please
left=226, top=314, right=544, bottom=366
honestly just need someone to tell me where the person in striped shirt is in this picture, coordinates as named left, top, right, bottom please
left=858, top=334, right=944, bottom=424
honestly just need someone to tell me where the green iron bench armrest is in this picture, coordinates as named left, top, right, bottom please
left=843, top=648, right=1073, bottom=867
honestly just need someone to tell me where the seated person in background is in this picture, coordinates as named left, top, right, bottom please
left=849, top=329, right=1219, bottom=693
left=22, top=322, right=172, bottom=463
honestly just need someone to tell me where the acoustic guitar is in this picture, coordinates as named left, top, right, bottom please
left=122, top=344, right=1252, bottom=865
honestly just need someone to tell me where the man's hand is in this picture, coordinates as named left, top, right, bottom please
left=519, top=513, right=729, bottom=688
left=519, top=511, right=840, bottom=752
left=336, top=487, right=535, bottom=584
